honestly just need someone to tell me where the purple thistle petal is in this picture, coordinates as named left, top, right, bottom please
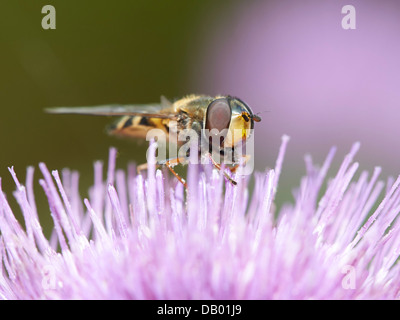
left=107, top=184, right=127, bottom=238
left=1, top=136, right=400, bottom=299
left=104, top=147, right=118, bottom=234
left=115, top=169, right=129, bottom=226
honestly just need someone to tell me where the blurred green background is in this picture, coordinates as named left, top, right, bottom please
left=0, top=0, right=236, bottom=233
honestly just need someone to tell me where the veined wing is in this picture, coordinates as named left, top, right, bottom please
left=45, top=103, right=178, bottom=120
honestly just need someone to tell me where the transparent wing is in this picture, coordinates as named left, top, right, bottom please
left=45, top=103, right=177, bottom=120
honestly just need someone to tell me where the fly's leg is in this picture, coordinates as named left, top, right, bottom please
left=208, top=154, right=237, bottom=186
left=229, top=164, right=240, bottom=173
left=229, top=154, right=251, bottom=173
left=142, top=157, right=186, bottom=189
left=137, top=162, right=152, bottom=173
left=162, top=157, right=187, bottom=189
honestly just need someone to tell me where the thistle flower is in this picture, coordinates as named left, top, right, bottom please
left=0, top=136, right=399, bottom=299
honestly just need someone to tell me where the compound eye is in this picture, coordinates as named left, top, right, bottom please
left=205, top=98, right=231, bottom=132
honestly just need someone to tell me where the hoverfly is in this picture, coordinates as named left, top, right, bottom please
left=46, top=94, right=261, bottom=188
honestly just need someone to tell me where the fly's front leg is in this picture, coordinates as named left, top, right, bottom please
left=208, top=153, right=237, bottom=186
left=229, top=154, right=251, bottom=173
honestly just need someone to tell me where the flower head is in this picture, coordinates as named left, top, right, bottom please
left=0, top=136, right=399, bottom=299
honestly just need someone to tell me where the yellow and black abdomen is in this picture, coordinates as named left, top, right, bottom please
left=107, top=115, right=170, bottom=140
